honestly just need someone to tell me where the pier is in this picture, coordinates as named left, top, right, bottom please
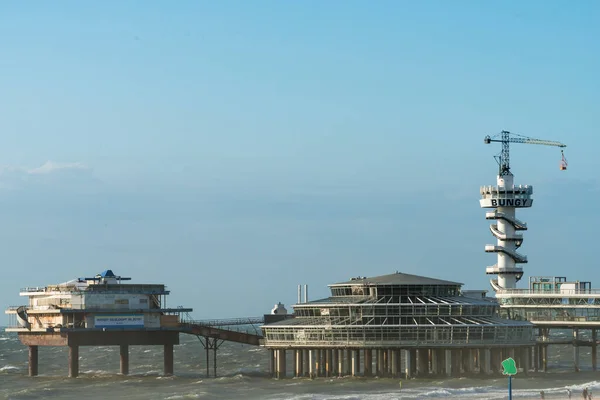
left=260, top=272, right=536, bottom=378
left=5, top=270, right=265, bottom=378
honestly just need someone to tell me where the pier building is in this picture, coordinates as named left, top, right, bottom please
left=494, top=275, right=600, bottom=372
left=261, top=272, right=535, bottom=378
left=5, top=270, right=192, bottom=377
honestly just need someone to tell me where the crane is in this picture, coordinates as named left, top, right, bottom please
left=484, top=130, right=567, bottom=176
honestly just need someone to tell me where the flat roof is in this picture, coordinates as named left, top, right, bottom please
left=330, top=272, right=463, bottom=287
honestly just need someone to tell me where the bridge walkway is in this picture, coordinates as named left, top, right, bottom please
left=175, top=316, right=265, bottom=377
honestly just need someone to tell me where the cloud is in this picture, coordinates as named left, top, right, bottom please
left=0, top=161, right=97, bottom=191
left=27, top=161, right=89, bottom=175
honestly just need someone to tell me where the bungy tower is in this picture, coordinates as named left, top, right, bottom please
left=480, top=131, right=567, bottom=291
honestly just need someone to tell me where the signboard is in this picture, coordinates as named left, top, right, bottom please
left=502, top=357, right=517, bottom=400
left=95, top=314, right=144, bottom=329
left=501, top=357, right=517, bottom=376
left=480, top=198, right=533, bottom=208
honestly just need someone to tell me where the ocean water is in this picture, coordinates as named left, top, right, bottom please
left=1, top=329, right=598, bottom=400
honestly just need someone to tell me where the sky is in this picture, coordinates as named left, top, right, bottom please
left=0, top=1, right=598, bottom=322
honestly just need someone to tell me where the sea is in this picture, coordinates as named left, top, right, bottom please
left=1, top=328, right=598, bottom=400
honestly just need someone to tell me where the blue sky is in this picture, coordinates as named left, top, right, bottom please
left=0, top=1, right=598, bottom=321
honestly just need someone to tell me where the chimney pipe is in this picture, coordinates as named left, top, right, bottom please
left=297, top=285, right=301, bottom=304
left=304, top=284, right=308, bottom=303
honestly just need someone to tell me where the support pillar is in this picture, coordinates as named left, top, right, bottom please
left=593, top=329, right=598, bottom=372
left=325, top=349, right=331, bottom=377
left=120, top=344, right=129, bottom=375
left=451, top=349, right=461, bottom=377
left=351, top=349, right=360, bottom=376
left=303, top=349, right=309, bottom=377
left=521, top=347, right=530, bottom=375
left=277, top=349, right=287, bottom=378
left=480, top=349, right=491, bottom=375
left=28, top=346, right=38, bottom=377
left=417, top=349, right=428, bottom=376
left=542, top=345, right=548, bottom=373
left=409, top=349, right=417, bottom=377
left=404, top=349, right=413, bottom=379
left=390, top=349, right=398, bottom=377
left=364, top=349, right=372, bottom=377
left=332, top=348, right=338, bottom=376
left=491, top=348, right=502, bottom=374
left=573, top=328, right=580, bottom=372
left=376, top=350, right=382, bottom=376
left=295, top=350, right=303, bottom=377
left=163, top=343, right=174, bottom=376
left=462, top=349, right=474, bottom=374
left=308, top=350, right=314, bottom=378
left=445, top=349, right=452, bottom=377
left=269, top=349, right=275, bottom=377
left=345, top=349, right=352, bottom=376
left=381, top=349, right=390, bottom=377
left=69, top=345, right=79, bottom=378
left=315, top=350, right=321, bottom=377
left=431, top=349, right=442, bottom=376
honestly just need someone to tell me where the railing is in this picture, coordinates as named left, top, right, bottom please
left=179, top=316, right=265, bottom=336
left=181, top=316, right=264, bottom=327
left=498, top=289, right=600, bottom=295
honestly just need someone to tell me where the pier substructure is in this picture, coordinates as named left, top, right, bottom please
left=18, top=330, right=180, bottom=378
left=295, top=349, right=303, bottom=377
left=197, top=336, right=224, bottom=378
left=451, top=349, right=461, bottom=377
left=409, top=349, right=417, bottom=378
left=384, top=349, right=390, bottom=376
left=462, top=349, right=474, bottom=374
left=444, top=350, right=452, bottom=377
left=345, top=349, right=351, bottom=376
left=303, top=349, right=309, bottom=377
left=364, top=349, right=372, bottom=377
left=28, top=346, right=38, bottom=377
left=521, top=347, right=530, bottom=375
left=331, top=349, right=338, bottom=376
left=431, top=348, right=444, bottom=375
left=351, top=349, right=360, bottom=376
left=593, top=329, right=598, bottom=371
left=573, top=329, right=580, bottom=372
left=480, top=348, right=491, bottom=375
left=69, top=345, right=79, bottom=378
left=120, top=344, right=129, bottom=375
left=164, top=344, right=174, bottom=376
left=276, top=349, right=287, bottom=379
left=417, top=349, right=429, bottom=376
left=390, top=349, right=398, bottom=377
left=29, top=346, right=38, bottom=376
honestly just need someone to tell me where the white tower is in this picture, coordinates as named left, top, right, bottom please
left=480, top=173, right=531, bottom=290
left=480, top=131, right=567, bottom=291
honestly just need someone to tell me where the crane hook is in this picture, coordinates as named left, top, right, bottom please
left=560, top=150, right=568, bottom=171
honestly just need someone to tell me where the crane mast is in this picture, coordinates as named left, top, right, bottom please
left=484, top=130, right=567, bottom=176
